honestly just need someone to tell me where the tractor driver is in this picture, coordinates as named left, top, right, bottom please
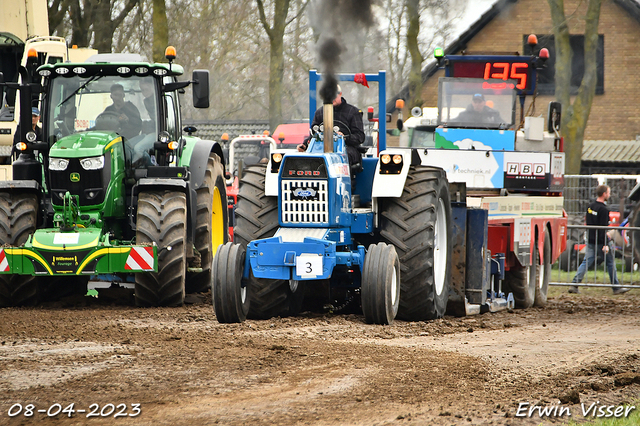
left=455, top=93, right=504, bottom=125
left=103, top=84, right=142, bottom=140
left=297, top=84, right=365, bottom=169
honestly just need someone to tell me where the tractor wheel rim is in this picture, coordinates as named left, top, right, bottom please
left=240, top=285, right=247, bottom=304
left=434, top=198, right=447, bottom=296
left=211, top=186, right=224, bottom=254
left=391, top=264, right=398, bottom=306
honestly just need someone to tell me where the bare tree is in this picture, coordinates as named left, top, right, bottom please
left=152, top=0, right=168, bottom=62
left=49, top=0, right=140, bottom=52
left=547, top=0, right=602, bottom=174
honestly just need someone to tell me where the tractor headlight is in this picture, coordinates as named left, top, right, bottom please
left=79, top=156, right=105, bottom=170
left=25, top=131, right=37, bottom=142
left=158, top=131, right=171, bottom=143
left=271, top=152, right=284, bottom=174
left=379, top=152, right=403, bottom=175
left=49, top=157, right=69, bottom=171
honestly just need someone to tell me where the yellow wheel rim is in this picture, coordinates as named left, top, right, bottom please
left=211, top=186, right=225, bottom=255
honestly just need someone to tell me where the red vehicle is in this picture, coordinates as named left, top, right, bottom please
left=272, top=123, right=310, bottom=148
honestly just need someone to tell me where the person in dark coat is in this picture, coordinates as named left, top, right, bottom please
left=103, top=83, right=141, bottom=139
left=13, top=107, right=43, bottom=144
left=454, top=93, right=504, bottom=125
left=298, top=84, right=365, bottom=167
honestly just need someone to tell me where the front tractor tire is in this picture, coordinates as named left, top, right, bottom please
left=187, top=153, right=229, bottom=293
left=212, top=242, right=249, bottom=323
left=135, top=191, right=188, bottom=307
left=0, top=193, right=39, bottom=307
left=234, top=164, right=301, bottom=319
left=361, top=243, right=400, bottom=325
left=379, top=166, right=452, bottom=321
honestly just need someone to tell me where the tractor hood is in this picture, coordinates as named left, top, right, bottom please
left=49, top=131, right=121, bottom=158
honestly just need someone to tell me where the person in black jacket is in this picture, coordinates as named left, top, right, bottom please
left=569, top=184, right=630, bottom=294
left=7, top=107, right=43, bottom=163
left=103, top=84, right=142, bottom=140
left=297, top=84, right=365, bottom=168
left=454, top=93, right=504, bottom=125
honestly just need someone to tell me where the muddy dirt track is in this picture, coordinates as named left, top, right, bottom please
left=1, top=288, right=640, bottom=426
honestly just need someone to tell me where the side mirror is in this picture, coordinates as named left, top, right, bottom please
left=547, top=101, right=561, bottom=133
left=192, top=69, right=210, bottom=108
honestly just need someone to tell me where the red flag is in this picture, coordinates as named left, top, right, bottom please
left=354, top=73, right=369, bottom=88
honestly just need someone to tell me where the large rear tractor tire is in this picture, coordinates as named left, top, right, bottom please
left=212, top=242, right=249, bottom=323
left=234, top=164, right=301, bottom=319
left=135, top=191, right=187, bottom=307
left=361, top=243, right=400, bottom=325
left=187, top=153, right=229, bottom=293
left=0, top=193, right=39, bottom=307
left=379, top=166, right=452, bottom=321
left=533, top=228, right=552, bottom=307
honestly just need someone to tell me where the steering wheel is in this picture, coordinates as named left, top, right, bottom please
left=95, top=111, right=122, bottom=132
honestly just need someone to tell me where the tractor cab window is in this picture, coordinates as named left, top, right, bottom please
left=437, top=77, right=516, bottom=130
left=165, top=93, right=177, bottom=142
left=409, top=127, right=436, bottom=148
left=48, top=75, right=159, bottom=167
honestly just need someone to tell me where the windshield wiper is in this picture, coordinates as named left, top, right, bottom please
left=57, top=75, right=104, bottom=107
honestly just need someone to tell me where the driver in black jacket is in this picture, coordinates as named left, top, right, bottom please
left=103, top=83, right=142, bottom=140
left=298, top=84, right=365, bottom=167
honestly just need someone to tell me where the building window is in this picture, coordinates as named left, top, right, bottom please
left=524, top=34, right=604, bottom=95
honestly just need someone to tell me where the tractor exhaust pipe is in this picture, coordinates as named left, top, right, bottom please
left=323, top=103, right=333, bottom=153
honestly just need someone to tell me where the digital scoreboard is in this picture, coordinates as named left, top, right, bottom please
left=444, top=56, right=538, bottom=95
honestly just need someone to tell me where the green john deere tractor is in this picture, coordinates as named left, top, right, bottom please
left=0, top=48, right=228, bottom=307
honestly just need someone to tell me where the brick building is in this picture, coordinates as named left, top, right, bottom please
left=389, top=0, right=640, bottom=145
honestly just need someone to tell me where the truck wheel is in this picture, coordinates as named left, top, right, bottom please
left=212, top=242, right=249, bottom=323
left=503, top=253, right=537, bottom=309
left=379, top=166, right=452, bottom=321
left=135, top=191, right=187, bottom=307
left=234, top=164, right=295, bottom=319
left=0, top=193, right=39, bottom=307
left=187, top=153, right=229, bottom=293
left=534, top=228, right=551, bottom=307
left=361, top=243, right=400, bottom=325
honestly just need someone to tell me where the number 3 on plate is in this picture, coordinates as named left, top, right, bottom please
left=295, top=254, right=323, bottom=277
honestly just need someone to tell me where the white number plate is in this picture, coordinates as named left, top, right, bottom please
left=295, top=254, right=323, bottom=278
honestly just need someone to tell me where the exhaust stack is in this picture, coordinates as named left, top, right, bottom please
left=323, top=103, right=333, bottom=153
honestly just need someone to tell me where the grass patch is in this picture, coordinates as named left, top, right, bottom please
left=551, top=263, right=640, bottom=286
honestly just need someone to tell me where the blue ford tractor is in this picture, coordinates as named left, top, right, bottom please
left=212, top=71, right=453, bottom=324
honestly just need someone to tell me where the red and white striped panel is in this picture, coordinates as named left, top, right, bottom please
left=124, top=247, right=155, bottom=271
left=0, top=249, right=9, bottom=272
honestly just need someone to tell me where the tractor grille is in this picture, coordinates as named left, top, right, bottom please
left=281, top=179, right=328, bottom=224
left=49, top=156, right=111, bottom=207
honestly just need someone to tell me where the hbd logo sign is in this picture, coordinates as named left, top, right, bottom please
left=506, top=163, right=546, bottom=176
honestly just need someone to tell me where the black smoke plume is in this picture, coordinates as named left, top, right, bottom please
left=310, top=0, right=376, bottom=104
